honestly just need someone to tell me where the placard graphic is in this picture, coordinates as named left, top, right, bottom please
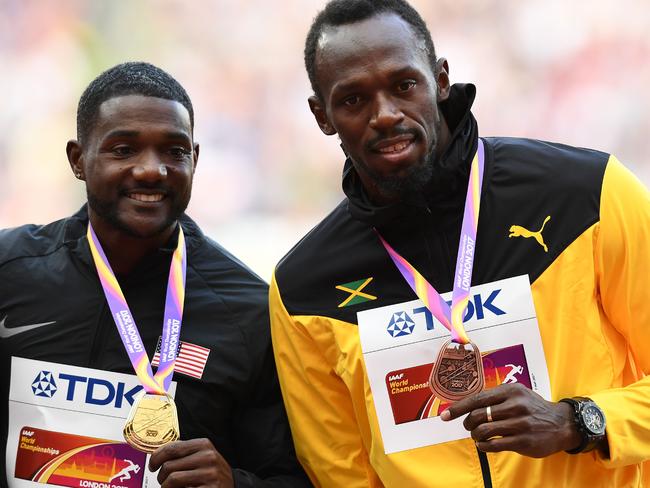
left=386, top=344, right=531, bottom=424
left=15, top=427, right=146, bottom=487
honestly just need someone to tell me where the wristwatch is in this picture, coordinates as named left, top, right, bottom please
left=559, top=397, right=607, bottom=454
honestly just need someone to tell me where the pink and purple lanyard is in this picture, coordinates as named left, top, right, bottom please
left=377, top=139, right=485, bottom=344
left=86, top=223, right=187, bottom=395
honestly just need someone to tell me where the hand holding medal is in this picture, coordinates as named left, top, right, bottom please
left=439, top=383, right=584, bottom=457
left=377, top=139, right=486, bottom=403
left=149, top=438, right=235, bottom=487
left=87, top=223, right=185, bottom=453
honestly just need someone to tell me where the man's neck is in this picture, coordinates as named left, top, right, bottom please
left=88, top=210, right=176, bottom=276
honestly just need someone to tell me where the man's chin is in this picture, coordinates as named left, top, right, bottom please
left=95, top=211, right=178, bottom=240
left=376, top=165, right=433, bottom=200
left=88, top=196, right=186, bottom=240
left=114, top=218, right=178, bottom=239
left=356, top=148, right=434, bottom=199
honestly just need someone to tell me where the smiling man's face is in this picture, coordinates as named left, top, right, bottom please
left=309, top=12, right=449, bottom=201
left=78, top=95, right=198, bottom=238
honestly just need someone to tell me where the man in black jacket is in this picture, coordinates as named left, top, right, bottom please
left=0, top=62, right=309, bottom=488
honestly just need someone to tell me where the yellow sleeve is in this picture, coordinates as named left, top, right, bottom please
left=269, top=274, right=381, bottom=487
left=590, top=155, right=650, bottom=467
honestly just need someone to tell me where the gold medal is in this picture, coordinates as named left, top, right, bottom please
left=123, top=390, right=180, bottom=453
left=430, top=339, right=485, bottom=403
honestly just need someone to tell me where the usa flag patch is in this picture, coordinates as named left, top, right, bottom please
left=152, top=337, right=210, bottom=379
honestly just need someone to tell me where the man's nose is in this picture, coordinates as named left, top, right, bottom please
left=132, top=151, right=167, bottom=181
left=369, top=93, right=404, bottom=130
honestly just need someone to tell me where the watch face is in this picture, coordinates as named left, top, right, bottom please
left=582, top=404, right=606, bottom=435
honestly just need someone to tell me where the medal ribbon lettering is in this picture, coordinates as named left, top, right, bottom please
left=86, top=223, right=187, bottom=394
left=377, top=139, right=485, bottom=344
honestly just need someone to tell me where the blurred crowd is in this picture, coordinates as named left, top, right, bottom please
left=1, top=0, right=648, bottom=279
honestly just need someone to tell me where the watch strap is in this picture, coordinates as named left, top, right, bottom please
left=559, top=397, right=605, bottom=454
left=560, top=398, right=588, bottom=454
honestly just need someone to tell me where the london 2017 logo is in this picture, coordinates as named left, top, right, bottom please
left=387, top=311, right=415, bottom=338
left=31, top=371, right=57, bottom=398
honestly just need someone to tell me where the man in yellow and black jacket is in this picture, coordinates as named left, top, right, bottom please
left=270, top=1, right=650, bottom=487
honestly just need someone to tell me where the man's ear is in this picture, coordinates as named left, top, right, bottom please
left=308, top=96, right=336, bottom=135
left=66, top=140, right=85, bottom=180
left=435, top=57, right=451, bottom=102
left=193, top=143, right=200, bottom=173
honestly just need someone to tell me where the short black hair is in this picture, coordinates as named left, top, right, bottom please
left=305, top=0, right=437, bottom=99
left=76, top=61, right=194, bottom=143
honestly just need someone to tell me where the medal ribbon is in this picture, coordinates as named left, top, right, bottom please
left=87, top=223, right=187, bottom=394
left=377, top=139, right=485, bottom=344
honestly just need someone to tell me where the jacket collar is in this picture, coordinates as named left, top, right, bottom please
left=343, top=83, right=479, bottom=227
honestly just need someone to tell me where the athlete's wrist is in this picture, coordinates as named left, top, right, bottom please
left=556, top=401, right=583, bottom=452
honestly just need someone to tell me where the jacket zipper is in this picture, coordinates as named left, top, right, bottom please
left=87, top=300, right=109, bottom=367
left=477, top=449, right=493, bottom=487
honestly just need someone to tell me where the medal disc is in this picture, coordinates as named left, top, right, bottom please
left=429, top=339, right=485, bottom=402
left=123, top=391, right=180, bottom=453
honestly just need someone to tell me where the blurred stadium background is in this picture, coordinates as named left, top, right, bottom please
left=1, top=0, right=648, bottom=280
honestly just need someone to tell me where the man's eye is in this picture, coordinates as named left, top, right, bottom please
left=343, top=95, right=361, bottom=106
left=112, top=146, right=134, bottom=157
left=397, top=80, right=416, bottom=92
left=169, top=147, right=191, bottom=159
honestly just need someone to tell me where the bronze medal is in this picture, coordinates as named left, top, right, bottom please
left=124, top=390, right=180, bottom=453
left=429, top=339, right=485, bottom=402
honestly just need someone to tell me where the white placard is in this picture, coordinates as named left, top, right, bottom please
left=358, top=275, right=550, bottom=454
left=6, top=357, right=177, bottom=487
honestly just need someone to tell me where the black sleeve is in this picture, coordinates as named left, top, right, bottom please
left=192, top=239, right=311, bottom=487
left=229, top=325, right=311, bottom=488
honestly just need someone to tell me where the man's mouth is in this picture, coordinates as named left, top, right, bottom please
left=372, top=133, right=416, bottom=153
left=370, top=134, right=417, bottom=161
left=126, top=192, right=166, bottom=203
left=377, top=140, right=412, bottom=154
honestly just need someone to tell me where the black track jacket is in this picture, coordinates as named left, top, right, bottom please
left=0, top=206, right=310, bottom=487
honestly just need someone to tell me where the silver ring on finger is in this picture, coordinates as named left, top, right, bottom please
left=486, top=405, right=493, bottom=423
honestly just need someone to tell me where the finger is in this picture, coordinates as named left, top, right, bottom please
left=441, top=383, right=530, bottom=422
left=161, top=468, right=213, bottom=488
left=463, top=399, right=519, bottom=431
left=157, top=450, right=206, bottom=485
left=440, top=383, right=541, bottom=420
left=476, top=434, right=534, bottom=454
left=471, top=418, right=527, bottom=442
left=149, top=439, right=207, bottom=472
left=464, top=404, right=496, bottom=431
left=465, top=391, right=551, bottom=431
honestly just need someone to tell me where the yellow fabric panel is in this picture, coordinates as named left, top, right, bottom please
left=590, top=156, right=650, bottom=467
left=270, top=275, right=383, bottom=488
left=492, top=225, right=643, bottom=486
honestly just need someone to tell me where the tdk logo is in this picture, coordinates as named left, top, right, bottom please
left=32, top=371, right=57, bottom=398
left=31, top=371, right=142, bottom=408
left=387, top=311, right=416, bottom=337
left=411, top=289, right=506, bottom=331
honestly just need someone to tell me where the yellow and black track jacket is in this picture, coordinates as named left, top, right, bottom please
left=270, top=84, right=650, bottom=487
